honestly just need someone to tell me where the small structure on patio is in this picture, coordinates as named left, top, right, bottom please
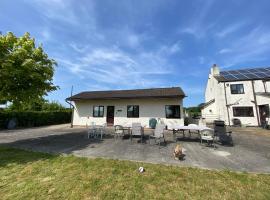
left=66, top=87, right=186, bottom=128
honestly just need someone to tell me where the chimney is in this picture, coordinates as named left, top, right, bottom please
left=211, top=64, right=220, bottom=75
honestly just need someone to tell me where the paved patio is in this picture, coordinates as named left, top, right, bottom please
left=1, top=124, right=270, bottom=173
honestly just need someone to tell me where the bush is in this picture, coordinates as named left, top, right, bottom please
left=0, top=111, right=72, bottom=129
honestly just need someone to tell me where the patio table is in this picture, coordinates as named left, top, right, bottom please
left=168, top=125, right=213, bottom=141
left=122, top=126, right=132, bottom=135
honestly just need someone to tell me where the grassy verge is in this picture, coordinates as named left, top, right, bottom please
left=0, top=146, right=270, bottom=200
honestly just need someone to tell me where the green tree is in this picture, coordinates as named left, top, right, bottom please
left=0, top=32, right=58, bottom=109
left=41, top=101, right=68, bottom=111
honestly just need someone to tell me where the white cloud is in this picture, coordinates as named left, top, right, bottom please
left=218, top=26, right=270, bottom=67
left=216, top=22, right=246, bottom=38
left=218, top=48, right=232, bottom=54
left=179, top=0, right=216, bottom=39
left=56, top=46, right=173, bottom=89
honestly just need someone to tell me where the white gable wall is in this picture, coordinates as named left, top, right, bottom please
left=72, top=98, right=184, bottom=127
left=202, top=68, right=270, bottom=126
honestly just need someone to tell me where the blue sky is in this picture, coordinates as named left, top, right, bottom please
left=1, top=0, right=270, bottom=107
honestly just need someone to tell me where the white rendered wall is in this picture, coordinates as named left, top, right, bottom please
left=202, top=70, right=270, bottom=126
left=72, top=98, right=184, bottom=128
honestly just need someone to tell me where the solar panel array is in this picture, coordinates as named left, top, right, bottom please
left=219, top=67, right=270, bottom=81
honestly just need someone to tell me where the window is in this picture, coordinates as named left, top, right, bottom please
left=230, top=84, right=244, bottom=94
left=93, top=106, right=104, bottom=117
left=165, top=105, right=181, bottom=118
left=127, top=105, right=139, bottom=118
left=233, top=107, right=254, bottom=117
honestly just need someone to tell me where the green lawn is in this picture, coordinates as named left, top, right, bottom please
left=0, top=146, right=270, bottom=200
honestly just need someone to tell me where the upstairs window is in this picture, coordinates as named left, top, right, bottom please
left=233, top=107, right=254, bottom=117
left=230, top=84, right=244, bottom=94
left=127, top=105, right=139, bottom=118
left=93, top=106, right=104, bottom=117
left=165, top=105, right=181, bottom=118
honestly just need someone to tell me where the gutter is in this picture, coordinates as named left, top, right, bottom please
left=65, top=99, right=74, bottom=128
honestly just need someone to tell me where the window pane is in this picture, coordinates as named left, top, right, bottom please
left=99, top=106, right=104, bottom=117
left=93, top=106, right=99, bottom=117
left=165, top=105, right=180, bottom=118
left=127, top=105, right=139, bottom=118
left=93, top=106, right=104, bottom=117
left=133, top=106, right=139, bottom=117
left=233, top=107, right=254, bottom=117
left=230, top=84, right=244, bottom=94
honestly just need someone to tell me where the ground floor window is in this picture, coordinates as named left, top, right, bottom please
left=233, top=107, right=254, bottom=117
left=165, top=105, right=180, bottom=118
left=93, top=106, right=104, bottom=117
left=127, top=105, right=139, bottom=118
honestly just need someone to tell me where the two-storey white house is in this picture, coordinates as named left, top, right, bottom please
left=67, top=87, right=186, bottom=128
left=201, top=65, right=270, bottom=126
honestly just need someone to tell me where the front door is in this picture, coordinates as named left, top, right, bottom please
left=106, top=106, right=115, bottom=125
left=259, top=104, right=269, bottom=126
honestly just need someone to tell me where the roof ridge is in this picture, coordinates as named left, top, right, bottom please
left=80, top=87, right=181, bottom=93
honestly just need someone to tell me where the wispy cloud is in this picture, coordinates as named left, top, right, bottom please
left=216, top=21, right=246, bottom=38
left=218, top=26, right=270, bottom=67
left=56, top=46, right=174, bottom=89
left=179, top=0, right=216, bottom=38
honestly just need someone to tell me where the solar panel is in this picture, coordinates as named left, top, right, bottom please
left=234, top=74, right=248, bottom=79
left=266, top=71, right=270, bottom=76
left=220, top=71, right=230, bottom=75
left=223, top=75, right=237, bottom=80
left=254, top=72, right=267, bottom=78
left=218, top=67, right=270, bottom=81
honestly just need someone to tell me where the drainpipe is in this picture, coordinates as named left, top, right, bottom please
left=65, top=99, right=74, bottom=128
left=223, top=82, right=231, bottom=126
left=262, top=80, right=267, bottom=93
left=251, top=80, right=260, bottom=126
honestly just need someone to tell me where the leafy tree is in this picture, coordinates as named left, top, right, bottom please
left=41, top=101, right=68, bottom=111
left=0, top=32, right=58, bottom=109
left=7, top=99, right=68, bottom=111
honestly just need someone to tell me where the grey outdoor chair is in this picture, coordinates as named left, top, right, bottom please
left=87, top=122, right=96, bottom=139
left=114, top=125, right=125, bottom=139
left=96, top=123, right=107, bottom=140
left=149, top=124, right=166, bottom=146
left=131, top=123, right=144, bottom=143
left=200, top=129, right=216, bottom=147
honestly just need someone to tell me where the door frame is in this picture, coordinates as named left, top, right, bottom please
left=258, top=104, right=269, bottom=126
left=106, top=106, right=115, bottom=125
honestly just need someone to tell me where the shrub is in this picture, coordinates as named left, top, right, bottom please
left=0, top=111, right=72, bottom=129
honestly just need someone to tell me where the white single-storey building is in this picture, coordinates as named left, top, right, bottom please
left=66, top=87, right=186, bottom=128
left=201, top=64, right=270, bottom=126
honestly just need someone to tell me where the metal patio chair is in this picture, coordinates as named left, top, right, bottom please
left=87, top=122, right=96, bottom=139
left=149, top=124, right=166, bottom=146
left=200, top=129, right=216, bottom=147
left=131, top=123, right=144, bottom=143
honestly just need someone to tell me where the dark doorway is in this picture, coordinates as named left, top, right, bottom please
left=106, top=106, right=115, bottom=126
left=259, top=104, right=269, bottom=126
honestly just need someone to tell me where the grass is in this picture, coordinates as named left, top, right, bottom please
left=0, top=146, right=270, bottom=200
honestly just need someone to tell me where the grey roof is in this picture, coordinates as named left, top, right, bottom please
left=215, top=67, right=270, bottom=82
left=200, top=99, right=215, bottom=109
left=67, top=87, right=186, bottom=101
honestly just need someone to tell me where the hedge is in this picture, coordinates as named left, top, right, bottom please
left=0, top=111, right=72, bottom=129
